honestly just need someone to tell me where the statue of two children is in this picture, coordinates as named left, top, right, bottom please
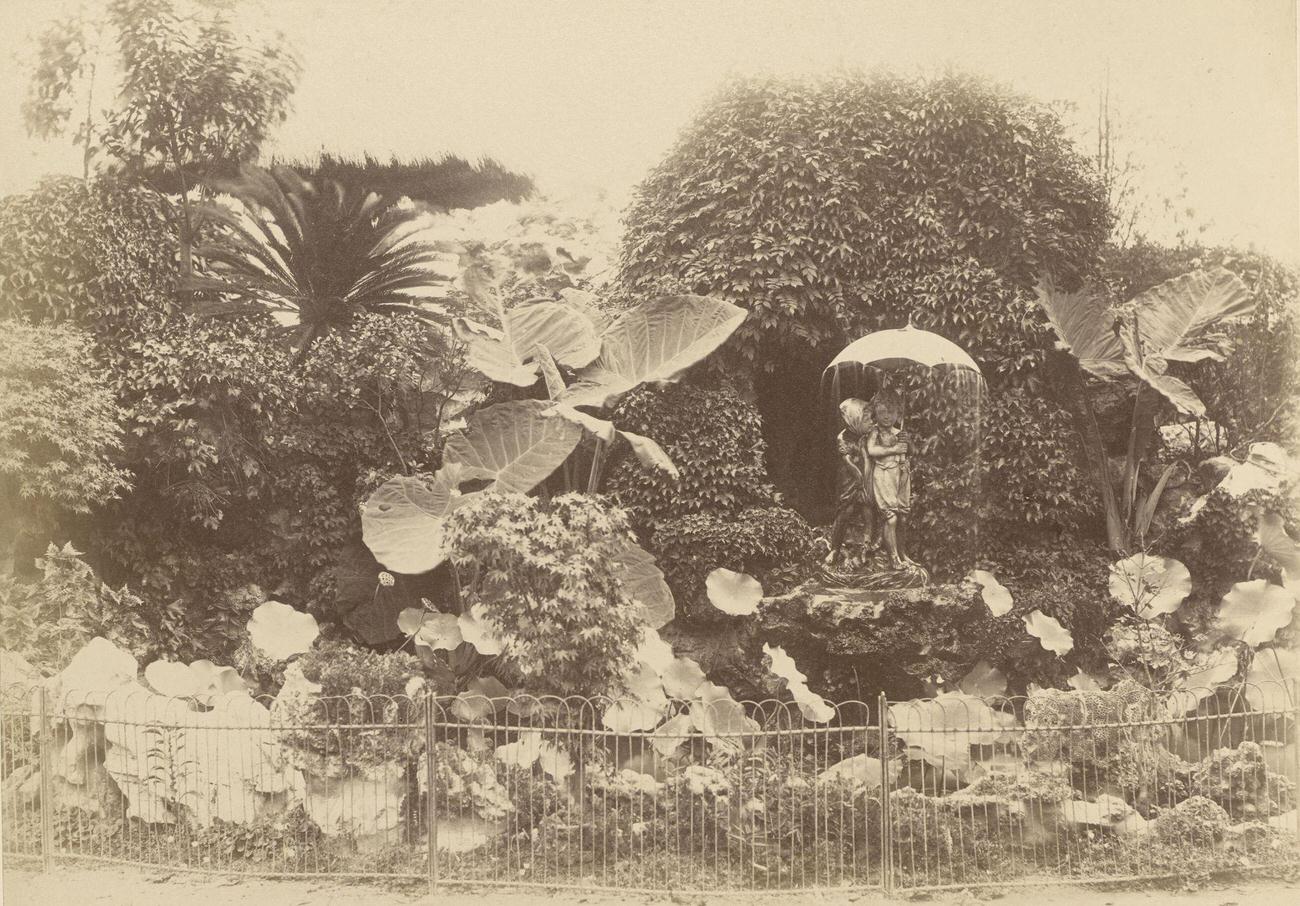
left=825, top=389, right=917, bottom=570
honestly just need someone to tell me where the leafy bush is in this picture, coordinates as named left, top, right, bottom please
left=0, top=175, right=177, bottom=327
left=0, top=543, right=154, bottom=672
left=297, top=639, right=422, bottom=700
left=286, top=640, right=425, bottom=769
left=619, top=73, right=1111, bottom=530
left=604, top=383, right=777, bottom=531
left=981, top=390, right=1098, bottom=534
left=0, top=321, right=130, bottom=571
left=447, top=493, right=645, bottom=696
left=649, top=506, right=816, bottom=622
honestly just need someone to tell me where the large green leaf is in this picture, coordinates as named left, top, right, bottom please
left=1243, top=645, right=1300, bottom=711
left=610, top=539, right=675, bottom=628
left=1257, top=511, right=1300, bottom=579
left=706, top=568, right=763, bottom=616
left=1023, top=610, right=1073, bottom=655
left=454, top=299, right=600, bottom=387
left=1215, top=579, right=1295, bottom=647
left=1108, top=554, right=1192, bottom=619
left=335, top=540, right=450, bottom=644
left=1032, top=276, right=1128, bottom=378
left=1120, top=267, right=1253, bottom=364
left=442, top=399, right=584, bottom=494
left=560, top=294, right=747, bottom=408
left=360, top=473, right=458, bottom=574
left=1118, top=268, right=1253, bottom=413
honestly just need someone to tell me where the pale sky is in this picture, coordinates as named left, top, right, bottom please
left=1, top=0, right=1297, bottom=261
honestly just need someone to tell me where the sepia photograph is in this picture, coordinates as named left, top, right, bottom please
left=0, top=1, right=1297, bottom=904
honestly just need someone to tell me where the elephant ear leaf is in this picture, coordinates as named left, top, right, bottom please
left=610, top=539, right=675, bottom=628
left=441, top=399, right=583, bottom=494
left=1215, top=579, right=1295, bottom=647
left=454, top=300, right=599, bottom=387
left=1121, top=267, right=1254, bottom=364
left=1117, top=267, right=1253, bottom=414
left=362, top=400, right=581, bottom=575
left=560, top=294, right=747, bottom=409
left=1032, top=276, right=1127, bottom=378
left=361, top=472, right=458, bottom=575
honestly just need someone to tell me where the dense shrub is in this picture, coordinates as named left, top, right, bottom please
left=619, top=73, right=1112, bottom=532
left=0, top=544, right=155, bottom=672
left=650, top=506, right=816, bottom=622
left=288, top=639, right=425, bottom=769
left=0, top=174, right=469, bottom=657
left=0, top=175, right=177, bottom=327
left=447, top=493, right=645, bottom=696
left=0, top=321, right=130, bottom=572
left=279, top=152, right=534, bottom=210
left=981, top=390, right=1098, bottom=534
left=605, top=383, right=777, bottom=530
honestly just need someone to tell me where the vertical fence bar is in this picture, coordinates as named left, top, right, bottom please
left=877, top=692, right=892, bottom=894
left=1292, top=678, right=1300, bottom=850
left=425, top=693, right=439, bottom=893
left=37, top=686, right=54, bottom=872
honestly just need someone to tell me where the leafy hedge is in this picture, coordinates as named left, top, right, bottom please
left=605, top=383, right=777, bottom=530
left=618, top=73, right=1112, bottom=535
left=650, top=506, right=817, bottom=622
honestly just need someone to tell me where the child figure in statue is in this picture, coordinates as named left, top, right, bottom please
left=823, top=398, right=876, bottom=566
left=866, top=389, right=917, bottom=569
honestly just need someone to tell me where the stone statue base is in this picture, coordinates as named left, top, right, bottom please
left=820, top=545, right=929, bottom=589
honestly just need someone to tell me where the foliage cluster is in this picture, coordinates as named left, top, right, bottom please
left=446, top=493, right=645, bottom=696
left=1101, top=242, right=1299, bottom=451
left=0, top=321, right=131, bottom=570
left=604, top=383, right=777, bottom=530
left=93, top=312, right=446, bottom=656
left=280, top=152, right=535, bottom=210
left=619, top=73, right=1112, bottom=534
left=650, top=507, right=816, bottom=621
left=0, top=175, right=177, bottom=325
left=0, top=544, right=157, bottom=672
left=286, top=639, right=425, bottom=769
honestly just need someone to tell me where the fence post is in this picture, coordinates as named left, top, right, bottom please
left=425, top=693, right=439, bottom=894
left=37, top=686, right=54, bottom=872
left=1292, top=677, right=1300, bottom=849
left=877, top=691, right=893, bottom=894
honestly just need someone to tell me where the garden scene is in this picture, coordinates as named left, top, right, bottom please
left=0, top=0, right=1298, bottom=901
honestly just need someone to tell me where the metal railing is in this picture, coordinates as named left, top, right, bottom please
left=2, top=680, right=1297, bottom=894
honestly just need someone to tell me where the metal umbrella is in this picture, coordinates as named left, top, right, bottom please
left=823, top=323, right=982, bottom=376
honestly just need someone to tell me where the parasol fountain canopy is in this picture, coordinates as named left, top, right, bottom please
left=824, top=323, right=981, bottom=375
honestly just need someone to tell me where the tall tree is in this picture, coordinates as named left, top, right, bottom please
left=23, top=0, right=300, bottom=295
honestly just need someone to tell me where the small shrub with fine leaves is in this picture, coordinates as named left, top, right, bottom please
left=447, top=492, right=645, bottom=696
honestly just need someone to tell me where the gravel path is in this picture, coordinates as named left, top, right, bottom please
left=3, top=864, right=1299, bottom=906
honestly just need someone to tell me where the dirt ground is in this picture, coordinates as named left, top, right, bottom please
left=2, top=864, right=1298, bottom=906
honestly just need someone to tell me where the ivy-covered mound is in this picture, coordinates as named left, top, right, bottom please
left=619, top=73, right=1109, bottom=543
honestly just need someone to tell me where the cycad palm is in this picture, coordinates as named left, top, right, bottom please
left=189, top=165, right=449, bottom=357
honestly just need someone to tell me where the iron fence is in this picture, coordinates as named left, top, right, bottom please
left=2, top=679, right=1297, bottom=894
